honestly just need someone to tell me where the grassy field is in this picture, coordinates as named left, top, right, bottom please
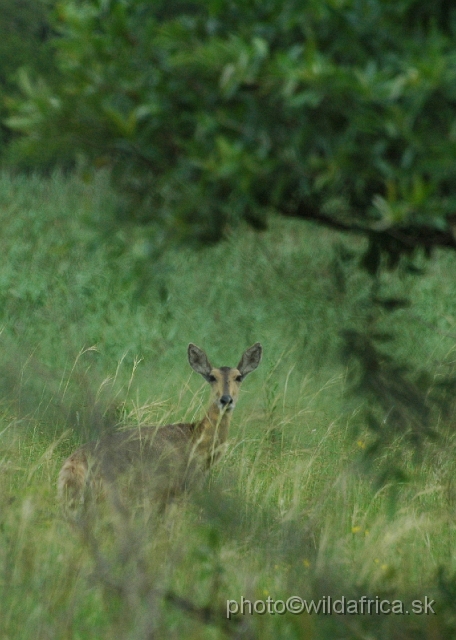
left=1, top=170, right=456, bottom=638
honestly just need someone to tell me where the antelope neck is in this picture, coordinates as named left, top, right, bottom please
left=195, top=401, right=232, bottom=445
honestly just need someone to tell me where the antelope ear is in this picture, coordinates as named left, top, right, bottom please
left=237, top=343, right=263, bottom=378
left=188, top=343, right=213, bottom=380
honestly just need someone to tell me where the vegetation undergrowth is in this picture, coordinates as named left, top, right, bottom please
left=1, top=171, right=456, bottom=638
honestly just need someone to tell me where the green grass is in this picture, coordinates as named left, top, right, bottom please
left=1, top=170, right=456, bottom=638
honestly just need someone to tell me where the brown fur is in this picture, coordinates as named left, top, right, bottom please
left=57, top=343, right=262, bottom=515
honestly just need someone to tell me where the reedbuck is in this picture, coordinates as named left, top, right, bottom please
left=58, top=343, right=262, bottom=515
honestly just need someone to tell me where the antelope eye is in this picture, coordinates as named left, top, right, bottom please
left=235, top=375, right=243, bottom=382
left=208, top=374, right=217, bottom=382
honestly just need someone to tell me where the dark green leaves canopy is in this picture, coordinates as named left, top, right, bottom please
left=6, top=0, right=456, bottom=256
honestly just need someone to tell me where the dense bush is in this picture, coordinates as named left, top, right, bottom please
left=0, top=0, right=55, bottom=152
left=6, top=0, right=456, bottom=255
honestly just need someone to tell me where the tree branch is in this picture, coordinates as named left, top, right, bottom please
left=280, top=203, right=456, bottom=252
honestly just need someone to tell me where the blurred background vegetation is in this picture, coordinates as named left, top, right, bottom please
left=2, top=0, right=456, bottom=638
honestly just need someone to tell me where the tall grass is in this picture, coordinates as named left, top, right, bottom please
left=0, top=170, right=456, bottom=638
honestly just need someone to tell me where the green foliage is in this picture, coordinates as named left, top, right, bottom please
left=0, top=0, right=55, bottom=152
left=6, top=0, right=456, bottom=255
